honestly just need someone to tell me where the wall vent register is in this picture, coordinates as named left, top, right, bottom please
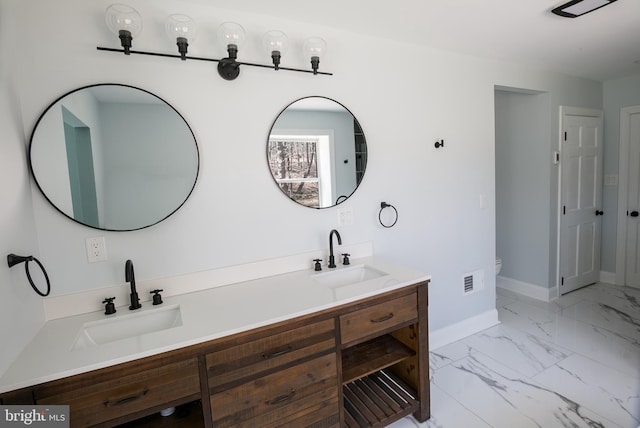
left=462, top=269, right=484, bottom=295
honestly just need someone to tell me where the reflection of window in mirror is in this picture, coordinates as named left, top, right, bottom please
left=269, top=133, right=333, bottom=207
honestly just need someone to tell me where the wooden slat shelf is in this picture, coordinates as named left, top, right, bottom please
left=341, top=335, right=415, bottom=384
left=343, top=370, right=419, bottom=428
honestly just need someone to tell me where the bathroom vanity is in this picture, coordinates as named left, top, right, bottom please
left=0, top=257, right=430, bottom=427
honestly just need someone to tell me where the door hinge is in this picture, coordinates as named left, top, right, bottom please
left=561, top=277, right=564, bottom=286
left=564, top=131, right=567, bottom=141
left=563, top=205, right=566, bottom=215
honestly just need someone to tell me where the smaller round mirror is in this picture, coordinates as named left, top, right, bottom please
left=29, top=84, right=199, bottom=231
left=267, top=96, right=367, bottom=208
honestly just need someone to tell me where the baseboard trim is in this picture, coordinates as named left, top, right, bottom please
left=430, top=309, right=500, bottom=350
left=496, top=276, right=556, bottom=302
left=599, top=270, right=616, bottom=285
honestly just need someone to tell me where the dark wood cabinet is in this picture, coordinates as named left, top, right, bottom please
left=206, top=318, right=340, bottom=428
left=0, top=280, right=429, bottom=427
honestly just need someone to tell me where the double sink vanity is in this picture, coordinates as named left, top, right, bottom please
left=0, top=255, right=430, bottom=427
left=11, top=79, right=428, bottom=426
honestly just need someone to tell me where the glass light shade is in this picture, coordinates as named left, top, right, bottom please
left=263, top=30, right=289, bottom=55
left=165, top=14, right=198, bottom=41
left=217, top=22, right=246, bottom=50
left=303, top=37, right=327, bottom=59
left=105, top=4, right=143, bottom=37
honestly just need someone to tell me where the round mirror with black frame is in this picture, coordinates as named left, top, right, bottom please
left=267, top=96, right=367, bottom=209
left=29, top=84, right=199, bottom=231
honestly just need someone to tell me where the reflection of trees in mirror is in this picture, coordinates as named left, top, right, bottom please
left=267, top=96, right=367, bottom=209
left=269, top=136, right=330, bottom=208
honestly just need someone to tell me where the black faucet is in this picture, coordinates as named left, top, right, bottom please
left=125, top=259, right=141, bottom=310
left=328, top=229, right=342, bottom=268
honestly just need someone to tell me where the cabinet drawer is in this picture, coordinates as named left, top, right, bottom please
left=35, top=358, right=200, bottom=427
left=211, top=353, right=339, bottom=428
left=207, top=318, right=335, bottom=390
left=340, top=294, right=417, bottom=346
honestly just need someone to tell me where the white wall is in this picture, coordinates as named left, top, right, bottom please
left=99, top=102, right=197, bottom=229
left=0, top=0, right=606, bottom=367
left=0, top=1, right=46, bottom=375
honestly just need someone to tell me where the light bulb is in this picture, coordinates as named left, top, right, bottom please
left=303, top=37, right=327, bottom=75
left=105, top=4, right=143, bottom=55
left=217, top=22, right=246, bottom=59
left=166, top=14, right=197, bottom=60
left=263, top=30, right=289, bottom=70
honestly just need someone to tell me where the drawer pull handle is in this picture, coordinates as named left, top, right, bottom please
left=371, top=312, right=394, bottom=323
left=266, top=389, right=296, bottom=405
left=262, top=345, right=293, bottom=360
left=103, top=388, right=149, bottom=407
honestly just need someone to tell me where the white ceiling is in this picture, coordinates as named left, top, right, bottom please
left=205, top=0, right=640, bottom=82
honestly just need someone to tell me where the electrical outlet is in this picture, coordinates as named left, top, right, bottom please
left=86, top=236, right=108, bottom=263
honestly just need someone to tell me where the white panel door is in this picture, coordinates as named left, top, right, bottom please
left=625, top=110, right=640, bottom=287
left=560, top=110, right=603, bottom=295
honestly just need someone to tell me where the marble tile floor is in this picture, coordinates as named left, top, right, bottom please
left=390, top=282, right=640, bottom=428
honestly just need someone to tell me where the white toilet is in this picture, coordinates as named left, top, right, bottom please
left=495, top=257, right=502, bottom=276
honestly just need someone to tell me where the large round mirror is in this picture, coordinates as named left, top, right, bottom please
left=267, top=96, right=367, bottom=208
left=29, top=84, right=199, bottom=231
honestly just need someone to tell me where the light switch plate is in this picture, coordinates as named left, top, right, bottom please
left=337, top=207, right=354, bottom=227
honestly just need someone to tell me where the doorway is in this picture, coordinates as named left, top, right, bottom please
left=62, top=106, right=99, bottom=228
left=494, top=88, right=551, bottom=299
left=615, top=105, right=640, bottom=288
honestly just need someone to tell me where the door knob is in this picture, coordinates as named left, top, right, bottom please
left=630, top=211, right=639, bottom=217
left=595, top=210, right=604, bottom=216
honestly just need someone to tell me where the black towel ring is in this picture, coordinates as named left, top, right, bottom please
left=378, top=202, right=398, bottom=228
left=7, top=254, right=51, bottom=297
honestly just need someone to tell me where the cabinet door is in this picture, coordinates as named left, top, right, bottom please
left=34, top=358, right=200, bottom=427
left=207, top=318, right=339, bottom=427
left=211, top=353, right=339, bottom=428
left=206, top=319, right=335, bottom=390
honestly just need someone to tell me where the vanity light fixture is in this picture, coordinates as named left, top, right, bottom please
left=263, top=30, right=289, bottom=71
left=303, top=37, right=327, bottom=75
left=551, top=0, right=618, bottom=17
left=99, top=4, right=332, bottom=79
left=165, top=14, right=198, bottom=61
left=216, top=22, right=246, bottom=80
left=105, top=3, right=143, bottom=55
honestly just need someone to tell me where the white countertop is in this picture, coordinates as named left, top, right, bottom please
left=0, top=256, right=429, bottom=394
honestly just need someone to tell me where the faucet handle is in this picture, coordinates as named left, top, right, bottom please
left=313, top=259, right=322, bottom=271
left=342, top=253, right=351, bottom=265
left=102, top=297, right=116, bottom=315
left=150, top=289, right=163, bottom=305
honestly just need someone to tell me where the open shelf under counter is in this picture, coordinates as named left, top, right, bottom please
left=341, top=334, right=415, bottom=384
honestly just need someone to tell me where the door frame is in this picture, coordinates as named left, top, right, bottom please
left=615, top=105, right=640, bottom=285
left=556, top=106, right=604, bottom=296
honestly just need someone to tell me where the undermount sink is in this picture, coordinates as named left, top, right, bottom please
left=312, top=264, right=388, bottom=288
left=71, top=305, right=182, bottom=350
